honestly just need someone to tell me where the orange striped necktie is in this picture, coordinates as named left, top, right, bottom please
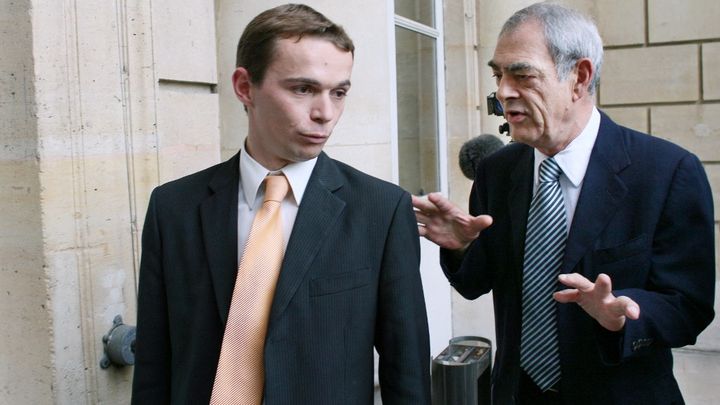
left=210, top=174, right=289, bottom=405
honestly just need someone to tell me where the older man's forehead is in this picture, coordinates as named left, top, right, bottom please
left=487, top=59, right=539, bottom=73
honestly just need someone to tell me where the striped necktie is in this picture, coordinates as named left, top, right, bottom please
left=520, top=157, right=566, bottom=391
left=210, top=174, right=289, bottom=405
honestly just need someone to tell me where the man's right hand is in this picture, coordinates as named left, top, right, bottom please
left=411, top=192, right=493, bottom=251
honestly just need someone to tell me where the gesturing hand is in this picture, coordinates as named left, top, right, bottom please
left=554, top=273, right=640, bottom=331
left=411, top=192, right=493, bottom=250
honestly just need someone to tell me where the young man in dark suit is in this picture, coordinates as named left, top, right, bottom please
left=132, top=4, right=430, bottom=404
left=413, top=3, right=715, bottom=404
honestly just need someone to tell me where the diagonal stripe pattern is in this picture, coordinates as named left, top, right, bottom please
left=520, top=157, right=566, bottom=392
left=210, top=174, right=289, bottom=405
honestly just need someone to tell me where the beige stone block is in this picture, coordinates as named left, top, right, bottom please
left=483, top=113, right=510, bottom=140
left=334, top=2, right=392, bottom=148
left=479, top=45, right=497, bottom=108
left=703, top=43, right=720, bottom=101
left=331, top=95, right=395, bottom=147
left=706, top=165, right=720, bottom=222
left=650, top=104, right=720, bottom=161
left=153, top=0, right=217, bottom=83
left=157, top=86, right=221, bottom=183
left=0, top=258, right=54, bottom=403
left=323, top=143, right=393, bottom=184
left=602, top=106, right=648, bottom=133
left=38, top=155, right=138, bottom=401
left=44, top=250, right=85, bottom=404
left=673, top=349, right=720, bottom=404
left=0, top=161, right=53, bottom=405
left=649, top=0, right=720, bottom=43
left=691, top=277, right=720, bottom=352
left=448, top=136, right=474, bottom=206
left=34, top=157, right=80, bottom=251
left=602, top=45, right=699, bottom=105
left=448, top=174, right=472, bottom=211
left=0, top=66, right=35, bottom=160
left=476, top=0, right=537, bottom=47
left=444, top=4, right=483, bottom=193
left=74, top=156, right=134, bottom=244
left=597, top=0, right=644, bottom=46
left=23, top=4, right=148, bottom=402
left=474, top=0, right=594, bottom=46
left=0, top=162, right=40, bottom=237
left=125, top=1, right=161, bottom=232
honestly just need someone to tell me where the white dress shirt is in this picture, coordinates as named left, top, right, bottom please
left=237, top=148, right=317, bottom=263
left=532, top=107, right=600, bottom=232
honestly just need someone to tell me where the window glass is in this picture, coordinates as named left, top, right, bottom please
left=395, top=26, right=439, bottom=195
left=395, top=0, right=434, bottom=27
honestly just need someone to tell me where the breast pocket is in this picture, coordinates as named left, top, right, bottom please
left=309, top=268, right=373, bottom=297
left=591, top=234, right=650, bottom=288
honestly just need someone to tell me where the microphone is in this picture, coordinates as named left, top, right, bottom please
left=458, top=134, right=504, bottom=180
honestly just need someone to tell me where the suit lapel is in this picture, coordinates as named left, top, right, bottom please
left=269, top=153, right=346, bottom=323
left=201, top=153, right=240, bottom=324
left=562, top=114, right=630, bottom=274
left=508, top=146, right=534, bottom=293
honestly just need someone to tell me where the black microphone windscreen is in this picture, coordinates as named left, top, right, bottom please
left=458, top=134, right=504, bottom=180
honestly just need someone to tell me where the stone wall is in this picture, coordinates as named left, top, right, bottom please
left=0, top=0, right=52, bottom=403
left=2, top=0, right=220, bottom=403
left=597, top=1, right=720, bottom=402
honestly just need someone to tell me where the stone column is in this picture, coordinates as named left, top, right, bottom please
left=1, top=1, right=52, bottom=401
left=1, top=0, right=220, bottom=403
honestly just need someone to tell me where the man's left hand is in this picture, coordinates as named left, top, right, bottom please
left=554, top=273, right=640, bottom=331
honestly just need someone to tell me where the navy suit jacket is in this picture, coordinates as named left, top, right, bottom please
left=132, top=152, right=431, bottom=404
left=442, top=112, right=715, bottom=404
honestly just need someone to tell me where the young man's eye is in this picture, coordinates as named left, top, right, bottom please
left=332, top=89, right=348, bottom=99
left=294, top=85, right=312, bottom=94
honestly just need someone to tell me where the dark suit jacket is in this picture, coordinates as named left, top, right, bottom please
left=442, top=112, right=715, bottom=404
left=132, top=152, right=431, bottom=404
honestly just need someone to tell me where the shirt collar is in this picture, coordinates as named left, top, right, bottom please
left=239, top=148, right=317, bottom=206
left=534, top=106, right=600, bottom=187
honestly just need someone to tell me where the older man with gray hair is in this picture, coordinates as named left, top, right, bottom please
left=413, top=2, right=715, bottom=404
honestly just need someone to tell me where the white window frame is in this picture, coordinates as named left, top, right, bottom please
left=388, top=0, right=448, bottom=196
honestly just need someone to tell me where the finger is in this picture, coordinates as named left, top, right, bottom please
left=470, top=214, right=494, bottom=230
left=426, top=192, right=456, bottom=213
left=414, top=211, right=431, bottom=225
left=417, top=224, right=428, bottom=237
left=553, top=289, right=580, bottom=303
left=614, top=296, right=640, bottom=320
left=593, top=273, right=613, bottom=296
left=411, top=194, right=437, bottom=212
left=557, top=273, right=594, bottom=291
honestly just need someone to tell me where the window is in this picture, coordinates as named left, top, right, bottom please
left=393, top=0, right=446, bottom=196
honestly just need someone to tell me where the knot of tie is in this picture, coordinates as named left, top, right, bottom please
left=263, top=174, right=289, bottom=203
left=539, top=157, right=562, bottom=183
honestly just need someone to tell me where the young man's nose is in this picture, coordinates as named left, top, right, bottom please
left=310, top=94, right=335, bottom=123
